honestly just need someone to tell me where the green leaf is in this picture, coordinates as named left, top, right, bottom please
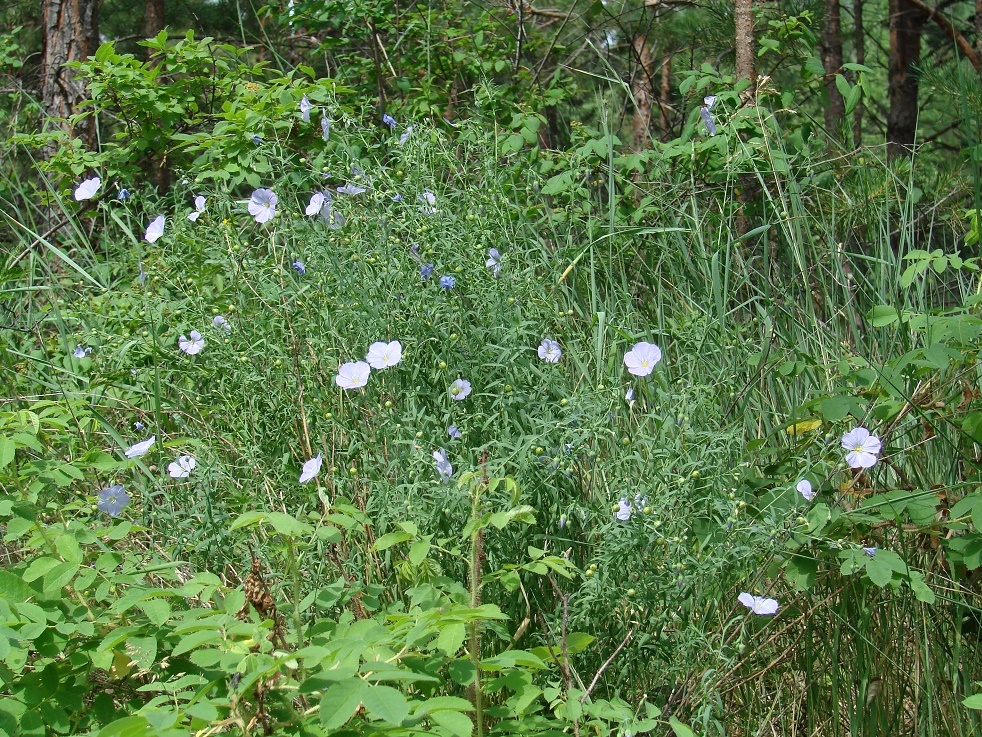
left=669, top=716, right=696, bottom=737
left=865, top=555, right=895, bottom=587
left=437, top=622, right=466, bottom=656
left=430, top=709, right=473, bottom=737
left=0, top=436, right=15, bottom=470
left=870, top=305, right=899, bottom=327
left=320, top=678, right=367, bottom=730
left=963, top=693, right=982, bottom=709
left=373, top=531, right=413, bottom=551
left=362, top=684, right=410, bottom=725
left=408, top=539, right=430, bottom=565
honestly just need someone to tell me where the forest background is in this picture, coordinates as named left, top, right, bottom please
left=4, top=0, right=982, bottom=735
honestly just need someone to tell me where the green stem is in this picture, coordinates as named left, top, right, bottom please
left=468, top=485, right=484, bottom=737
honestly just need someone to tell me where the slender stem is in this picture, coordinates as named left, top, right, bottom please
left=468, top=484, right=484, bottom=737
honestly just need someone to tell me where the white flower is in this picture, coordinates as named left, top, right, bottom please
left=74, top=176, right=101, bottom=201
left=300, top=94, right=312, bottom=123
left=797, top=479, right=815, bottom=501
left=616, top=498, right=632, bottom=521
left=125, top=436, right=155, bottom=458
left=187, top=195, right=206, bottom=222
left=144, top=215, right=165, bottom=243
left=538, top=339, right=562, bottom=363
left=841, top=427, right=881, bottom=469
left=335, top=361, right=371, bottom=389
left=178, top=330, right=205, bottom=355
left=365, top=341, right=402, bottom=369
left=306, top=191, right=326, bottom=216
left=434, top=449, right=453, bottom=483
left=299, top=454, right=322, bottom=483
left=738, top=592, right=779, bottom=615
left=623, top=341, right=662, bottom=376
left=167, top=455, right=196, bottom=478
left=248, top=188, right=278, bottom=224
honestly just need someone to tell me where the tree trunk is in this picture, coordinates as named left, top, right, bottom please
left=887, top=0, right=925, bottom=157
left=658, top=54, right=672, bottom=141
left=822, top=0, right=845, bottom=134
left=145, top=0, right=165, bottom=41
left=632, top=34, right=655, bottom=150
left=734, top=0, right=755, bottom=96
left=853, top=0, right=865, bottom=147
left=734, top=0, right=756, bottom=237
left=41, top=0, right=99, bottom=149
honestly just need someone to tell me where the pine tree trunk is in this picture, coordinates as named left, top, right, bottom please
left=145, top=0, right=165, bottom=41
left=734, top=0, right=756, bottom=238
left=632, top=34, right=655, bottom=150
left=734, top=0, right=755, bottom=96
left=853, top=0, right=865, bottom=147
left=41, top=0, right=99, bottom=149
left=822, top=0, right=845, bottom=134
left=887, top=0, right=925, bottom=157
left=658, top=54, right=672, bottom=141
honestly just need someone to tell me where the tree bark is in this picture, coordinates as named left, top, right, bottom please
left=144, top=0, right=165, bottom=41
left=41, top=0, right=99, bottom=148
left=658, top=54, right=672, bottom=140
left=734, top=0, right=756, bottom=237
left=734, top=0, right=755, bottom=96
left=853, top=0, right=865, bottom=147
left=887, top=0, right=925, bottom=157
left=822, top=0, right=845, bottom=134
left=632, top=34, right=655, bottom=150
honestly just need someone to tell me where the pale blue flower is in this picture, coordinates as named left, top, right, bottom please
left=293, top=260, right=306, bottom=275
left=306, top=191, right=327, bottom=216
left=337, top=183, right=366, bottom=195
left=616, top=498, right=632, bottom=521
left=124, top=436, right=155, bottom=459
left=393, top=194, right=403, bottom=202
left=336, top=361, right=371, bottom=390
left=624, top=341, right=662, bottom=376
left=486, top=248, right=501, bottom=277
left=538, top=339, right=562, bottom=363
left=738, top=592, right=779, bottom=615
left=321, top=114, right=331, bottom=140
left=797, top=479, right=815, bottom=501
left=366, top=341, right=402, bottom=369
left=439, top=275, right=455, bottom=290
left=187, top=195, right=206, bottom=222
left=382, top=113, right=397, bottom=130
left=434, top=449, right=453, bottom=483
left=252, top=134, right=263, bottom=145
left=448, top=425, right=462, bottom=440
left=117, top=188, right=131, bottom=201
left=74, top=176, right=101, bottom=201
left=841, top=427, right=881, bottom=469
left=299, top=454, right=322, bottom=483
left=449, top=379, right=471, bottom=401
left=248, top=188, right=277, bottom=224
left=167, top=455, right=196, bottom=478
left=134, top=421, right=144, bottom=431
left=399, top=125, right=414, bottom=146
left=625, top=387, right=635, bottom=403
left=421, top=264, right=434, bottom=281
left=73, top=346, right=91, bottom=358
left=300, top=95, right=312, bottom=123
left=213, top=315, right=231, bottom=332
left=420, top=191, right=436, bottom=214
left=144, top=215, right=165, bottom=243
left=863, top=546, right=877, bottom=557
left=97, top=484, right=130, bottom=517
left=178, top=331, right=205, bottom=355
